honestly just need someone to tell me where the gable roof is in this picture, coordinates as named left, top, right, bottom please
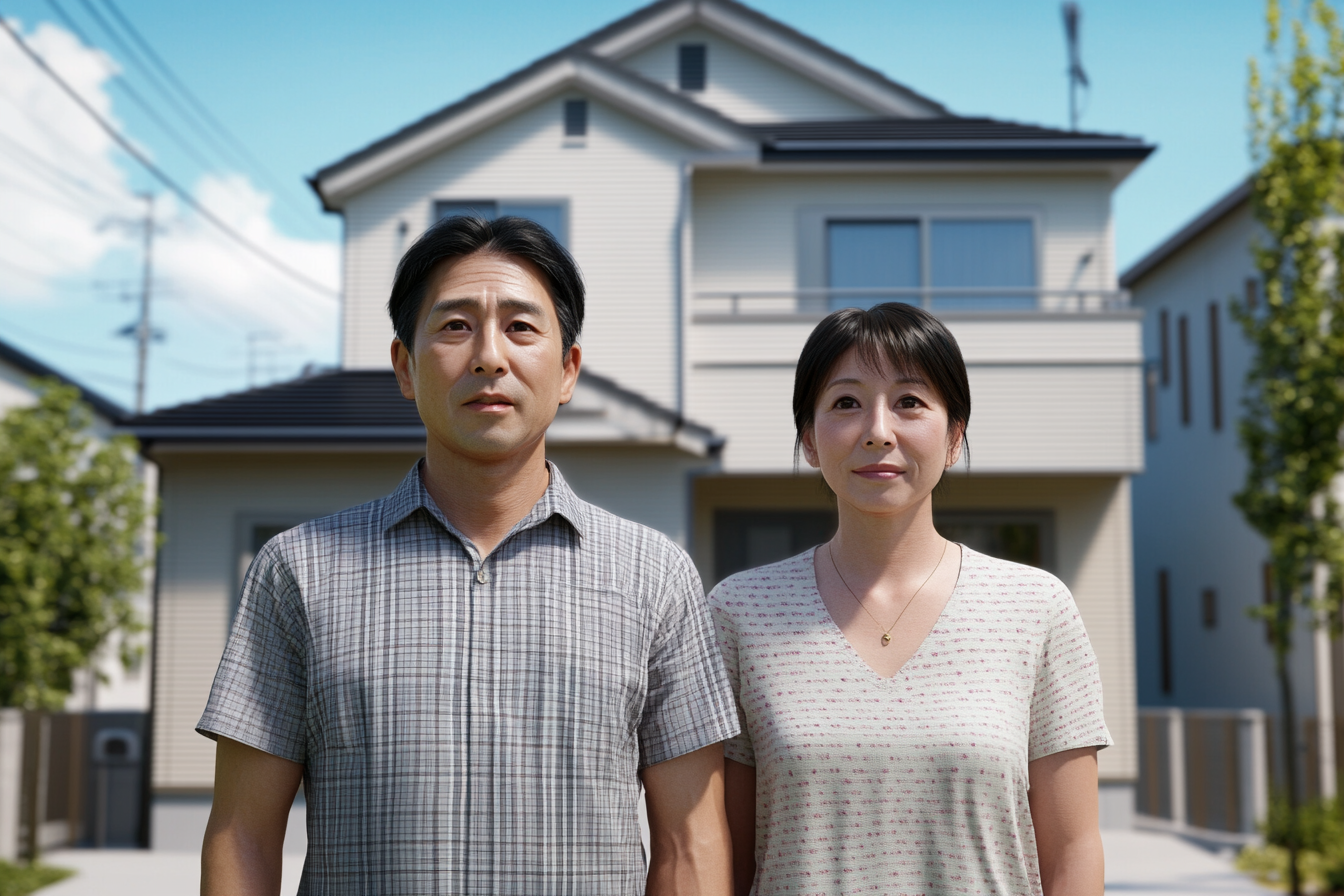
left=122, top=368, right=723, bottom=457
left=310, top=0, right=948, bottom=208
left=312, top=49, right=756, bottom=209
left=1120, top=178, right=1252, bottom=288
left=750, top=118, right=1153, bottom=163
left=0, top=338, right=128, bottom=422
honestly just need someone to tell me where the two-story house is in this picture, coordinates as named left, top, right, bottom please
left=127, top=0, right=1153, bottom=848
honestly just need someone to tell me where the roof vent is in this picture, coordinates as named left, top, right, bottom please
left=678, top=44, right=706, bottom=91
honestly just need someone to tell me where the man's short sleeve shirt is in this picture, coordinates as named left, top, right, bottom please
left=198, top=462, right=739, bottom=895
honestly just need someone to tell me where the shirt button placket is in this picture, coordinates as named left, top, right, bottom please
left=476, top=566, right=489, bottom=585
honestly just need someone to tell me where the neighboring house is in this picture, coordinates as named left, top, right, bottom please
left=126, top=0, right=1154, bottom=847
left=1123, top=181, right=1340, bottom=796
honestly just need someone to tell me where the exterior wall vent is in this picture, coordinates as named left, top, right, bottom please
left=564, top=99, right=587, bottom=137
left=678, top=44, right=707, bottom=91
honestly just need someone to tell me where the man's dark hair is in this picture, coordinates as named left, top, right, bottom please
left=792, top=302, right=971, bottom=460
left=387, top=215, right=585, bottom=353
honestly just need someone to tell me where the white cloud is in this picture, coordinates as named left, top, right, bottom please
left=0, top=18, right=338, bottom=376
left=0, top=19, right=137, bottom=291
left=154, top=174, right=339, bottom=357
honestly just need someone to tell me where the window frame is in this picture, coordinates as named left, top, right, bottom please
left=798, top=204, right=1044, bottom=312
left=932, top=508, right=1056, bottom=572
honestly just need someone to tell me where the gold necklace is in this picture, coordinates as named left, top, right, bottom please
left=827, top=539, right=949, bottom=647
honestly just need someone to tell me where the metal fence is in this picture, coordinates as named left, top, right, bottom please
left=0, top=709, right=146, bottom=859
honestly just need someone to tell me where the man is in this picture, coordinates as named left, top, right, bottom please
left=199, top=216, right=739, bottom=895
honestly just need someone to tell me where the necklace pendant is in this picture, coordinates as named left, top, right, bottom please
left=881, top=633, right=892, bottom=646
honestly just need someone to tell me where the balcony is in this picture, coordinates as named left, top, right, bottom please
left=693, top=287, right=1131, bottom=318
left=685, top=287, right=1144, bottom=474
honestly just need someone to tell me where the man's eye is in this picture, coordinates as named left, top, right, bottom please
left=445, top=320, right=468, bottom=331
left=508, top=321, right=535, bottom=332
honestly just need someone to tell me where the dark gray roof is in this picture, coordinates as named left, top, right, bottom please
left=1120, top=178, right=1252, bottom=288
left=0, top=338, right=128, bottom=422
left=123, top=368, right=721, bottom=449
left=309, top=0, right=949, bottom=202
left=751, top=118, right=1154, bottom=162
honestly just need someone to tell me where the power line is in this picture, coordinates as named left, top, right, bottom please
left=0, top=129, right=129, bottom=205
left=0, top=88, right=132, bottom=195
left=0, top=13, right=338, bottom=298
left=42, top=0, right=228, bottom=175
left=88, top=0, right=328, bottom=237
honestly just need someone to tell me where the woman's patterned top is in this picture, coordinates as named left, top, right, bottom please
left=710, top=545, right=1112, bottom=896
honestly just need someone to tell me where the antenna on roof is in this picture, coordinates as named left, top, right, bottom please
left=1062, top=2, right=1089, bottom=131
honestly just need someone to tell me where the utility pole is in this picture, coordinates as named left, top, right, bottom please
left=134, top=193, right=154, bottom=414
left=1062, top=3, right=1088, bottom=131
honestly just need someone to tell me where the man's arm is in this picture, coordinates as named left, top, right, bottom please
left=201, top=736, right=304, bottom=896
left=1028, top=745, right=1104, bottom=896
left=641, top=743, right=732, bottom=896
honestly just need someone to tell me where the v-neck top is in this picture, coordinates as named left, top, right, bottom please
left=709, top=546, right=1111, bottom=896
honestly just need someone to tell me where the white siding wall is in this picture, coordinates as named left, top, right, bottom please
left=340, top=95, right=695, bottom=409
left=620, top=26, right=875, bottom=122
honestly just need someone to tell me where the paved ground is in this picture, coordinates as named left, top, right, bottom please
left=38, top=828, right=1275, bottom=895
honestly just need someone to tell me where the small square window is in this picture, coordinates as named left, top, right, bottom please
left=679, top=44, right=707, bottom=91
left=564, top=99, right=587, bottom=137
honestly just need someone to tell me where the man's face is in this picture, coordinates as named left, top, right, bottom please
left=391, top=251, right=580, bottom=465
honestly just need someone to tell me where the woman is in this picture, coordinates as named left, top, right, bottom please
left=711, top=303, right=1109, bottom=896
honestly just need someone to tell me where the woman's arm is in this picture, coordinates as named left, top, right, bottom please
left=1027, top=745, right=1103, bottom=896
left=724, top=758, right=756, bottom=896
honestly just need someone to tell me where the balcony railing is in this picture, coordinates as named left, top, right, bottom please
left=693, top=287, right=1131, bottom=317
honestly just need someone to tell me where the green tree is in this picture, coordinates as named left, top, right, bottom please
left=1239, top=2, right=1344, bottom=892
left=0, top=379, right=149, bottom=710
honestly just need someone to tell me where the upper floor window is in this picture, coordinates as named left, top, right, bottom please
left=434, top=200, right=567, bottom=246
left=825, top=217, right=1036, bottom=311
left=679, top=44, right=707, bottom=91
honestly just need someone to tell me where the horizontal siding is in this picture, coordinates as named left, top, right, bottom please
left=341, top=94, right=692, bottom=409
left=965, top=365, right=1142, bottom=472
left=621, top=25, right=875, bottom=123
left=152, top=451, right=420, bottom=790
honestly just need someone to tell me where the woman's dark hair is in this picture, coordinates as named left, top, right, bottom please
left=387, top=215, right=584, bottom=353
left=792, top=302, right=971, bottom=461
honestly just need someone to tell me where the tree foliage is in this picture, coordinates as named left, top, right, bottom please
left=1239, top=2, right=1344, bottom=891
left=0, top=380, right=148, bottom=709
left=1240, top=0, right=1344, bottom=632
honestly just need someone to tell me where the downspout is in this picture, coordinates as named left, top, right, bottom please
left=676, top=160, right=691, bottom=417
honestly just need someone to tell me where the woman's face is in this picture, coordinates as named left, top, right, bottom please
left=801, top=347, right=963, bottom=518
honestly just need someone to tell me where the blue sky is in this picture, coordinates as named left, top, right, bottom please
left=0, top=0, right=1268, bottom=410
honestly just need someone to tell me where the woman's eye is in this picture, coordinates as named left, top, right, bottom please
left=834, top=396, right=859, bottom=409
left=898, top=395, right=924, bottom=409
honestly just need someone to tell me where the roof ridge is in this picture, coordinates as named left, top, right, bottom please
left=310, top=0, right=949, bottom=191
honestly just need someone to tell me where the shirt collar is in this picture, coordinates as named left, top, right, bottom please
left=380, top=459, right=588, bottom=541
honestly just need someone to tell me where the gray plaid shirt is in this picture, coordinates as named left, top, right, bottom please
left=198, top=461, right=739, bottom=895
